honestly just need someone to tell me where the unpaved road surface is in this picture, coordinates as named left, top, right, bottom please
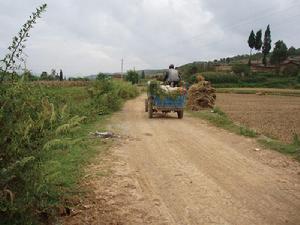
left=64, top=95, right=300, bottom=225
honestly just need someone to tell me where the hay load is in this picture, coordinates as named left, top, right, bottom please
left=187, top=75, right=216, bottom=110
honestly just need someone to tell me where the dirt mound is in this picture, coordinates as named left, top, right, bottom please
left=187, top=75, right=216, bottom=110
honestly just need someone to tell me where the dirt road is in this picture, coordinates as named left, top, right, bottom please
left=64, top=95, right=300, bottom=225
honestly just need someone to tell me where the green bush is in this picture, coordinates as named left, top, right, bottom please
left=125, top=70, right=139, bottom=84
left=89, top=79, right=139, bottom=114
left=232, top=64, right=250, bottom=75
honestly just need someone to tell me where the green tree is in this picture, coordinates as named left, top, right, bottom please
left=270, top=40, right=288, bottom=65
left=188, top=64, right=198, bottom=74
left=40, top=71, right=48, bottom=80
left=262, top=25, right=272, bottom=66
left=287, top=46, right=296, bottom=56
left=126, top=70, right=139, bottom=84
left=232, top=64, right=250, bottom=76
left=0, top=4, right=47, bottom=82
left=50, top=69, right=56, bottom=80
left=59, top=69, right=63, bottom=81
left=247, top=30, right=256, bottom=65
left=141, top=70, right=145, bottom=79
left=254, top=30, right=262, bottom=51
left=96, top=72, right=109, bottom=80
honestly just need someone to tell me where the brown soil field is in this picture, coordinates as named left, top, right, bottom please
left=216, top=93, right=300, bottom=143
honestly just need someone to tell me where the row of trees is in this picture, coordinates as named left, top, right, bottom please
left=248, top=25, right=299, bottom=66
left=248, top=25, right=271, bottom=66
left=96, top=70, right=145, bottom=84
left=40, top=69, right=65, bottom=81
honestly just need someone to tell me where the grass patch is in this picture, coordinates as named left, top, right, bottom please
left=40, top=115, right=112, bottom=214
left=258, top=136, right=300, bottom=160
left=189, top=107, right=258, bottom=138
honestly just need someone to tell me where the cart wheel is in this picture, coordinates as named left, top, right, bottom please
left=148, top=99, right=153, bottom=118
left=145, top=99, right=148, bottom=112
left=177, top=110, right=183, bottom=119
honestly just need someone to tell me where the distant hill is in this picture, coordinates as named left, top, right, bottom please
left=136, top=69, right=167, bottom=77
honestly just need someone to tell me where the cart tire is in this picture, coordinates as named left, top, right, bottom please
left=177, top=110, right=183, bottom=119
left=145, top=99, right=148, bottom=112
left=148, top=99, right=153, bottom=118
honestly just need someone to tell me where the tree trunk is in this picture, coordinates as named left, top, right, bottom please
left=248, top=48, right=252, bottom=66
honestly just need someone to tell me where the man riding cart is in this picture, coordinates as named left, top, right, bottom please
left=145, top=64, right=186, bottom=119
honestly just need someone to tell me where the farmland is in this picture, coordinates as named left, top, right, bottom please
left=216, top=93, right=300, bottom=143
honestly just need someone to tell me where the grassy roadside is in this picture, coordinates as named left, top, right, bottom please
left=189, top=108, right=300, bottom=161
left=189, top=107, right=257, bottom=138
left=42, top=114, right=113, bottom=223
left=0, top=80, right=139, bottom=224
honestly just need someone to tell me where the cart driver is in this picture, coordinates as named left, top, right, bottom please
left=163, top=64, right=181, bottom=87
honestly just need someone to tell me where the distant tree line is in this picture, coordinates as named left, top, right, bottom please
left=248, top=25, right=271, bottom=66
left=247, top=25, right=300, bottom=66
left=40, top=69, right=65, bottom=81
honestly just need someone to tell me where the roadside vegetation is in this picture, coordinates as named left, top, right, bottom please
left=0, top=4, right=139, bottom=224
left=0, top=79, right=139, bottom=224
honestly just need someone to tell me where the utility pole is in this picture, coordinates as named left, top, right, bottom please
left=121, top=58, right=124, bottom=79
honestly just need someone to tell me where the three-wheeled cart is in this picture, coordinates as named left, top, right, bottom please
left=145, top=84, right=186, bottom=119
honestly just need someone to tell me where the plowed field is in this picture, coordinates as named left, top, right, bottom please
left=216, top=93, right=300, bottom=143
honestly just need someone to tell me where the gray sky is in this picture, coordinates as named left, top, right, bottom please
left=0, top=0, right=299, bottom=76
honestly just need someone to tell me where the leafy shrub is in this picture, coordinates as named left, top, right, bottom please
left=125, top=70, right=139, bottom=84
left=96, top=73, right=110, bottom=80
left=88, top=79, right=139, bottom=114
left=114, top=80, right=139, bottom=99
left=232, top=64, right=250, bottom=75
left=0, top=82, right=85, bottom=223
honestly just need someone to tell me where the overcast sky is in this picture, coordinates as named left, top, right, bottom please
left=0, top=0, right=299, bottom=76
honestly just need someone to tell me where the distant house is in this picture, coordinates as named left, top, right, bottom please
left=250, top=57, right=300, bottom=73
left=279, top=58, right=300, bottom=72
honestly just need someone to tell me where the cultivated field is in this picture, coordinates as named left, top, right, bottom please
left=216, top=93, right=300, bottom=143
left=217, top=88, right=300, bottom=96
